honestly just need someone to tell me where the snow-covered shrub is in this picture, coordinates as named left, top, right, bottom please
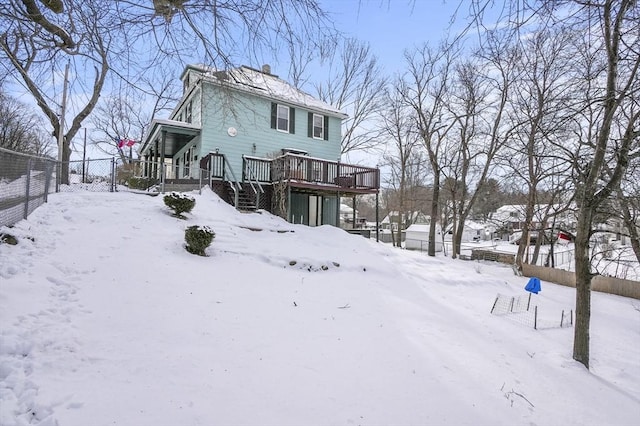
left=127, top=176, right=157, bottom=190
left=164, top=192, right=195, bottom=218
left=185, top=225, right=215, bottom=256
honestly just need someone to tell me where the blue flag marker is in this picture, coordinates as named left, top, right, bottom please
left=525, top=277, right=542, bottom=294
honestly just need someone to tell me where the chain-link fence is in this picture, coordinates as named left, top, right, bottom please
left=0, top=147, right=56, bottom=228
left=61, top=158, right=117, bottom=192
left=1, top=149, right=213, bottom=227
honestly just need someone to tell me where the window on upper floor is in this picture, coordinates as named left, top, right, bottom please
left=183, top=74, right=190, bottom=93
left=185, top=101, right=193, bottom=124
left=308, top=112, right=329, bottom=140
left=271, top=103, right=295, bottom=134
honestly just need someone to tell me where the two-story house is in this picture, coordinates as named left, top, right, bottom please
left=138, top=64, right=380, bottom=228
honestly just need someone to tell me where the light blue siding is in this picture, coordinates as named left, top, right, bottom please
left=196, top=83, right=342, bottom=178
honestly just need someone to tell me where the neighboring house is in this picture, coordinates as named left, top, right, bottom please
left=339, top=203, right=366, bottom=229
left=443, top=220, right=488, bottom=242
left=405, top=223, right=443, bottom=252
left=489, top=204, right=577, bottom=235
left=380, top=211, right=429, bottom=231
left=138, top=64, right=380, bottom=227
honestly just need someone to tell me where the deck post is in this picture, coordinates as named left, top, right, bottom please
left=376, top=191, right=379, bottom=242
left=287, top=185, right=291, bottom=223
left=352, top=195, right=356, bottom=229
left=336, top=191, right=340, bottom=227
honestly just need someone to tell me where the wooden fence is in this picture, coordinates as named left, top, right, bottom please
left=521, top=263, right=640, bottom=300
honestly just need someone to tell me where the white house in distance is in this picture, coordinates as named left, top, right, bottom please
left=489, top=204, right=577, bottom=234
left=405, top=223, right=443, bottom=252
left=443, top=220, right=489, bottom=243
left=380, top=211, right=429, bottom=231
left=339, top=203, right=367, bottom=229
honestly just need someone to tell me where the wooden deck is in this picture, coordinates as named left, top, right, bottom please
left=241, top=153, right=380, bottom=195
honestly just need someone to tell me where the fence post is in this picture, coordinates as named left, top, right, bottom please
left=490, top=296, right=499, bottom=314
left=509, top=297, right=514, bottom=312
left=44, top=161, right=53, bottom=202
left=560, top=309, right=565, bottom=327
left=534, top=306, right=538, bottom=330
left=110, top=158, right=116, bottom=192
left=23, top=158, right=32, bottom=219
left=55, top=161, right=60, bottom=193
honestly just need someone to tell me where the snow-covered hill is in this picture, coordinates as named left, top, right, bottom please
left=1, top=188, right=638, bottom=425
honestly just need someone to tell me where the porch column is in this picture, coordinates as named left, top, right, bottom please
left=154, top=140, right=159, bottom=178
left=160, top=130, right=167, bottom=179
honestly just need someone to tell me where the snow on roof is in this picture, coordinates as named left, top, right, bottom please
left=340, top=203, right=355, bottom=215
left=406, top=224, right=432, bottom=232
left=189, top=64, right=347, bottom=118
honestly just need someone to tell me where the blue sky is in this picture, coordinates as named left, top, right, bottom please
left=6, top=1, right=479, bottom=161
left=319, top=0, right=470, bottom=74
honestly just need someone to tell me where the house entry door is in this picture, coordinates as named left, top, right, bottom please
left=308, top=195, right=322, bottom=227
left=290, top=193, right=323, bottom=226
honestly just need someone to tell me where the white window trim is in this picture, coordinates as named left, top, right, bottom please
left=277, top=105, right=290, bottom=133
left=312, top=113, right=324, bottom=140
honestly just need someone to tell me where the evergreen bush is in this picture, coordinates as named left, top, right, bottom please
left=185, top=225, right=215, bottom=256
left=127, top=176, right=157, bottom=190
left=164, top=192, right=195, bottom=218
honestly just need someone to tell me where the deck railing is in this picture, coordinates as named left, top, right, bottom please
left=243, top=156, right=272, bottom=182
left=183, top=152, right=380, bottom=191
left=270, top=153, right=379, bottom=191
left=242, top=155, right=266, bottom=207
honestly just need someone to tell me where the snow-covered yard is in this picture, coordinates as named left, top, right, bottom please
left=1, top=189, right=639, bottom=425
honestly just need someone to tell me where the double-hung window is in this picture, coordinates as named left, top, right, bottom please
left=307, top=112, right=329, bottom=140
left=313, top=114, right=324, bottom=139
left=271, top=103, right=295, bottom=134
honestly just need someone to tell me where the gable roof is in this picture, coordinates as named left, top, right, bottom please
left=184, top=64, right=348, bottom=119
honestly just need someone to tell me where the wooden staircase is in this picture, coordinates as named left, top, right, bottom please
left=227, top=182, right=258, bottom=212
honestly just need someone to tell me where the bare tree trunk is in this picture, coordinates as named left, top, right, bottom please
left=573, top=205, right=593, bottom=368
left=618, top=191, right=640, bottom=262
left=429, top=173, right=440, bottom=256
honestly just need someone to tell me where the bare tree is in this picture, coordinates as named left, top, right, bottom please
left=91, top=74, right=178, bottom=163
left=380, top=82, right=422, bottom=246
left=314, top=38, right=388, bottom=155
left=0, top=0, right=335, bottom=183
left=1, top=0, right=110, bottom=183
left=502, top=27, right=577, bottom=268
left=400, top=42, right=458, bottom=256
left=470, top=0, right=638, bottom=369
left=0, top=91, right=52, bottom=156
left=441, top=58, right=493, bottom=258
left=615, top=159, right=640, bottom=262
left=565, top=0, right=639, bottom=369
